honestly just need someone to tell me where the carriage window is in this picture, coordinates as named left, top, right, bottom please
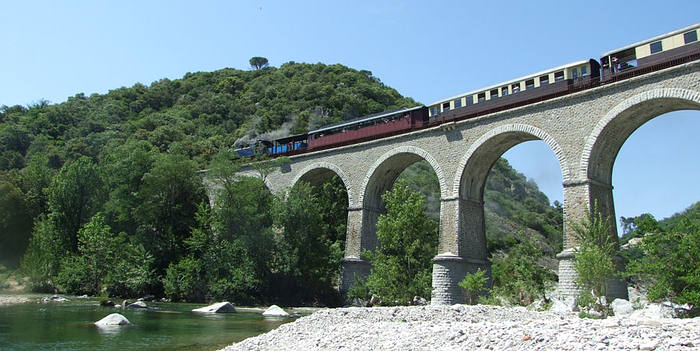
left=525, top=79, right=534, bottom=89
left=539, top=75, right=549, bottom=85
left=554, top=71, right=565, bottom=81
left=581, top=65, right=588, bottom=76
left=430, top=106, right=439, bottom=116
left=511, top=83, right=520, bottom=93
left=501, top=87, right=509, bottom=96
left=442, top=102, right=450, bottom=111
left=572, top=68, right=579, bottom=78
left=477, top=93, right=486, bottom=102
left=684, top=31, right=698, bottom=44
left=465, top=96, right=473, bottom=106
left=650, top=41, right=663, bottom=54
left=453, top=98, right=462, bottom=108
left=490, top=89, right=499, bottom=99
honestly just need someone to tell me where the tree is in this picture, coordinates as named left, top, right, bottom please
left=272, top=181, right=339, bottom=303
left=164, top=203, right=260, bottom=303
left=135, top=153, right=206, bottom=273
left=250, top=154, right=290, bottom=183
left=21, top=217, right=63, bottom=291
left=46, top=156, right=104, bottom=253
left=364, top=180, right=438, bottom=305
left=56, top=213, right=115, bottom=295
left=0, top=181, right=33, bottom=267
left=249, top=57, right=269, bottom=70
left=570, top=203, right=616, bottom=315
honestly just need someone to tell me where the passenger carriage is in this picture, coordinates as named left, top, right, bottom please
left=427, top=60, right=600, bottom=124
left=307, top=106, right=428, bottom=150
left=601, top=23, right=700, bottom=82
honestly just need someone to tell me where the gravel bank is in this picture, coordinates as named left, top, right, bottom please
left=0, top=295, right=32, bottom=306
left=221, top=305, right=700, bottom=350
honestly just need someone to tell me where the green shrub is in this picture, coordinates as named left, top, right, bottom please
left=459, top=269, right=488, bottom=305
left=626, top=217, right=700, bottom=306
left=490, top=239, right=556, bottom=306
left=570, top=203, right=616, bottom=316
left=346, top=274, right=370, bottom=301
left=163, top=256, right=206, bottom=302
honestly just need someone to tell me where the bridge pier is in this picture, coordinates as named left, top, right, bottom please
left=559, top=180, right=628, bottom=301
left=340, top=256, right=371, bottom=294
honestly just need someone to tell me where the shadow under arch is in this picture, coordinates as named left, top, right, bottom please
left=290, top=162, right=354, bottom=208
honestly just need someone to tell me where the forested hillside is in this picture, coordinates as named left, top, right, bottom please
left=0, top=60, right=563, bottom=305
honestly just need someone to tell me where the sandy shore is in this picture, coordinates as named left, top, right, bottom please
left=221, top=305, right=700, bottom=351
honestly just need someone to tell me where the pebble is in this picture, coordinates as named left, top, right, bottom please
left=220, top=305, right=700, bottom=351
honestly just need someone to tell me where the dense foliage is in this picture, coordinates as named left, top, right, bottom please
left=363, top=180, right=438, bottom=305
left=624, top=203, right=700, bottom=306
left=490, top=240, right=556, bottom=305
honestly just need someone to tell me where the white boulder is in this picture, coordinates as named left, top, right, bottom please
left=95, top=313, right=131, bottom=326
left=192, top=301, right=236, bottom=313
left=41, top=295, right=68, bottom=303
left=126, top=301, right=148, bottom=309
left=630, top=302, right=676, bottom=320
left=262, top=305, right=290, bottom=317
left=549, top=297, right=578, bottom=313
left=611, top=298, right=634, bottom=317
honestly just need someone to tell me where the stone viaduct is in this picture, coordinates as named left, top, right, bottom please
left=228, top=61, right=699, bottom=305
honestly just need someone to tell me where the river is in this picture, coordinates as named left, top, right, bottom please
left=0, top=296, right=295, bottom=350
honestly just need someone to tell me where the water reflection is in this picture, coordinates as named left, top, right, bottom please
left=0, top=298, right=296, bottom=351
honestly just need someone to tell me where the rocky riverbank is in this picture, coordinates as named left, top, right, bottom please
left=0, top=294, right=33, bottom=306
left=221, top=305, right=700, bottom=351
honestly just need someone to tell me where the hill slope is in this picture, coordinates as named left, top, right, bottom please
left=0, top=61, right=562, bottom=268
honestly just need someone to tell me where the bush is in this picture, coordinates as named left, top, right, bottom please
left=346, top=274, right=370, bottom=301
left=570, top=204, right=616, bottom=315
left=459, top=269, right=488, bottom=305
left=55, top=256, right=94, bottom=295
left=626, top=217, right=700, bottom=306
left=163, top=256, right=206, bottom=302
left=490, top=239, right=556, bottom=306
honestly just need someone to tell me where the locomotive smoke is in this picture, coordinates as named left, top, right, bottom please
left=234, top=121, right=294, bottom=147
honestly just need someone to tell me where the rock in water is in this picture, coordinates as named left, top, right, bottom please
left=95, top=313, right=131, bottom=326
left=41, top=295, right=68, bottom=303
left=192, top=302, right=236, bottom=313
left=263, top=305, right=290, bottom=317
left=126, top=301, right=148, bottom=309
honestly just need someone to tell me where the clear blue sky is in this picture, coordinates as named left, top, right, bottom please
left=1, top=1, right=698, bottom=232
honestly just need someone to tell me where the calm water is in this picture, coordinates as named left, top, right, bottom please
left=0, top=298, right=293, bottom=351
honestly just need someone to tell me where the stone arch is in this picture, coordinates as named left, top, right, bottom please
left=354, top=146, right=447, bottom=252
left=449, top=123, right=567, bottom=260
left=358, top=145, right=448, bottom=207
left=290, top=162, right=354, bottom=207
left=579, top=88, right=700, bottom=184
left=454, top=123, right=569, bottom=200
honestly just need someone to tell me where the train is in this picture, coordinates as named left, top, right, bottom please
left=236, top=23, right=700, bottom=158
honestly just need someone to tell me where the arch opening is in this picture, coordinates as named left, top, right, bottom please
left=353, top=150, right=444, bottom=303
left=456, top=126, right=567, bottom=259
left=283, top=165, right=350, bottom=305
left=596, top=108, right=700, bottom=237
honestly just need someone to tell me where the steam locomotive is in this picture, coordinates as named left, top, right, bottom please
left=236, top=23, right=700, bottom=158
